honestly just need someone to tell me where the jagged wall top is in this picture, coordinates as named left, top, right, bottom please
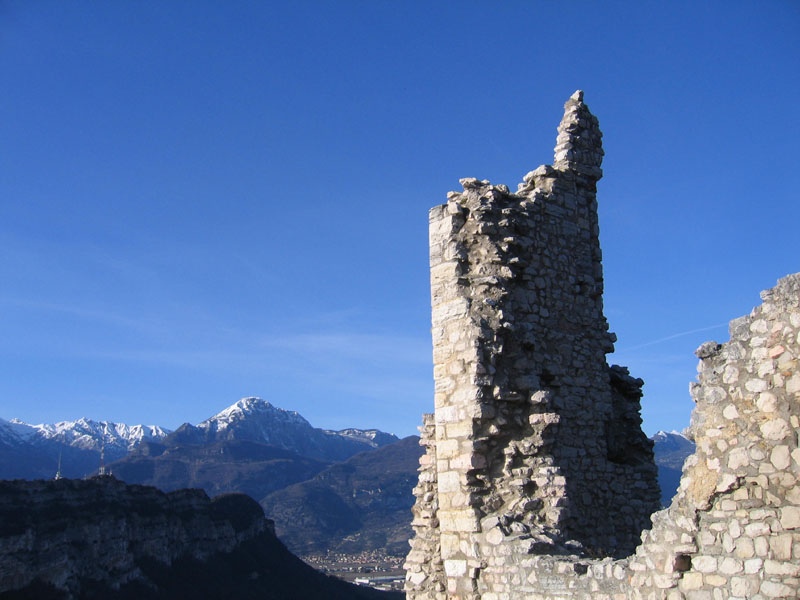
left=406, top=86, right=800, bottom=600
left=405, top=91, right=660, bottom=600
left=553, top=90, right=604, bottom=179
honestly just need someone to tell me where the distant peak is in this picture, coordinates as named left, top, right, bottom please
left=236, top=397, right=270, bottom=410
left=652, top=430, right=690, bottom=441
left=203, top=397, right=310, bottom=431
left=570, top=89, right=584, bottom=102
left=209, top=397, right=270, bottom=419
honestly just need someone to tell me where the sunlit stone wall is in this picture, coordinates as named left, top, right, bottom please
left=405, top=92, right=660, bottom=599
left=404, top=91, right=800, bottom=600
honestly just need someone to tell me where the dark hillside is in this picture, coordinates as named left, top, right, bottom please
left=110, top=439, right=329, bottom=500
left=0, top=478, right=401, bottom=600
left=262, top=435, right=423, bottom=556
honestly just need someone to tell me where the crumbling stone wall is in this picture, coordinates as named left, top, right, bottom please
left=404, top=91, right=800, bottom=600
left=405, top=92, right=660, bottom=599
left=624, top=273, right=800, bottom=600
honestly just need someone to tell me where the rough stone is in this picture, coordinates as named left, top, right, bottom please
left=770, top=446, right=790, bottom=470
left=405, top=91, right=800, bottom=600
left=0, top=477, right=277, bottom=597
left=779, top=506, right=800, bottom=530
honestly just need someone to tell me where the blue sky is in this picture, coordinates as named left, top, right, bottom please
left=1, top=1, right=798, bottom=438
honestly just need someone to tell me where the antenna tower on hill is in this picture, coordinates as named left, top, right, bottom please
left=98, top=424, right=107, bottom=476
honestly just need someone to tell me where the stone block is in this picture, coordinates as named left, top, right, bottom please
left=438, top=471, right=461, bottom=494
left=786, top=374, right=800, bottom=394
left=770, top=446, right=790, bottom=470
left=744, top=521, right=770, bottom=537
left=760, top=580, right=794, bottom=597
left=723, top=404, right=740, bottom=419
left=770, top=534, right=793, bottom=559
left=734, top=536, right=754, bottom=558
left=779, top=506, right=800, bottom=530
left=431, top=298, right=470, bottom=325
left=437, top=509, right=479, bottom=533
left=691, top=555, right=717, bottom=573
left=728, top=448, right=750, bottom=470
left=746, top=378, right=768, bottom=393
left=730, top=576, right=757, bottom=597
left=485, top=527, right=504, bottom=546
left=764, top=559, right=800, bottom=576
left=446, top=422, right=474, bottom=440
left=436, top=439, right=459, bottom=458
left=444, top=559, right=467, bottom=577
left=719, top=556, right=743, bottom=575
left=760, top=418, right=791, bottom=441
left=408, top=571, right=428, bottom=586
left=744, top=558, right=763, bottom=573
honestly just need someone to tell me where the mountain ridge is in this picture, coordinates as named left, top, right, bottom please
left=261, top=435, right=423, bottom=557
left=1, top=397, right=399, bottom=479
left=163, top=397, right=398, bottom=463
left=651, top=429, right=696, bottom=506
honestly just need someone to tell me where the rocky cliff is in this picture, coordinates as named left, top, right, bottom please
left=0, top=477, right=399, bottom=600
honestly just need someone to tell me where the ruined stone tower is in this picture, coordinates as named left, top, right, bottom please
left=405, top=92, right=800, bottom=600
left=404, top=91, right=661, bottom=599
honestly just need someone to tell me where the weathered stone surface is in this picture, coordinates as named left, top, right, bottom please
left=405, top=91, right=800, bottom=600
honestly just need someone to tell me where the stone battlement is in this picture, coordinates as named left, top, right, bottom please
left=404, top=92, right=800, bottom=600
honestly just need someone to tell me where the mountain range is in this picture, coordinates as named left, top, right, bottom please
left=166, top=397, right=396, bottom=462
left=261, top=435, right=423, bottom=557
left=1, top=399, right=695, bottom=558
left=0, top=397, right=398, bottom=480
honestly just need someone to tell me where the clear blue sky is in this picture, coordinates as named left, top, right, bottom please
left=1, top=1, right=798, bottom=438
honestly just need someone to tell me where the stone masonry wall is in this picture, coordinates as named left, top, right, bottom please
left=404, top=91, right=661, bottom=599
left=406, top=413, right=446, bottom=599
left=404, top=91, right=800, bottom=599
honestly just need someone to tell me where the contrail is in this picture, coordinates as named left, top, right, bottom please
left=621, top=322, right=729, bottom=352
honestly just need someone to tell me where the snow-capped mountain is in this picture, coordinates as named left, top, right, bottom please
left=651, top=430, right=695, bottom=470
left=166, top=397, right=398, bottom=462
left=9, top=417, right=170, bottom=454
left=198, top=397, right=312, bottom=436
left=650, top=430, right=696, bottom=506
left=652, top=429, right=690, bottom=441
left=0, top=416, right=170, bottom=480
left=0, top=418, right=32, bottom=447
left=1, top=397, right=399, bottom=479
left=328, top=427, right=400, bottom=448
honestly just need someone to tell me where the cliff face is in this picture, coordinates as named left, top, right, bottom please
left=0, top=477, right=268, bottom=596
left=0, top=477, right=399, bottom=600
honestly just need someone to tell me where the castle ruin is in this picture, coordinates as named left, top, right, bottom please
left=404, top=92, right=800, bottom=599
